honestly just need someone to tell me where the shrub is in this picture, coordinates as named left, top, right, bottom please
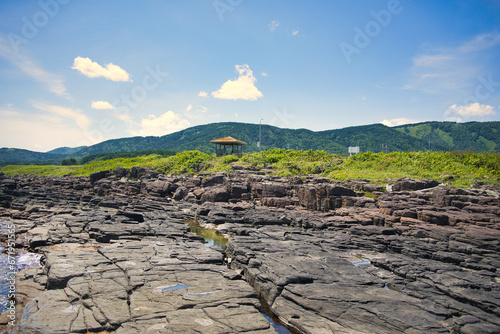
left=61, top=158, right=78, bottom=166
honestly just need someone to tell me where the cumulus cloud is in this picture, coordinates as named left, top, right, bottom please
left=132, top=111, right=190, bottom=136
left=0, top=36, right=67, bottom=97
left=198, top=91, right=208, bottom=97
left=212, top=64, right=263, bottom=101
left=72, top=57, right=132, bottom=82
left=185, top=104, right=193, bottom=112
left=380, top=118, right=420, bottom=127
left=445, top=103, right=496, bottom=118
left=33, top=102, right=90, bottom=130
left=91, top=100, right=114, bottom=110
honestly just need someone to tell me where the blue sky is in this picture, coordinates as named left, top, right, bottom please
left=1, top=0, right=500, bottom=151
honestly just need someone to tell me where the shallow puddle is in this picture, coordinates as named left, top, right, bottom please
left=353, top=260, right=371, bottom=267
left=185, top=292, right=214, bottom=297
left=159, top=283, right=191, bottom=291
left=185, top=220, right=229, bottom=249
left=262, top=313, right=293, bottom=334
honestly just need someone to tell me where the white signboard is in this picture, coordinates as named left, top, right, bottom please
left=348, top=146, right=360, bottom=154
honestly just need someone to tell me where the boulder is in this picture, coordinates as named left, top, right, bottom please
left=201, top=175, right=225, bottom=187
left=147, top=180, right=171, bottom=196
left=393, top=177, right=439, bottom=191
left=251, top=182, right=286, bottom=198
left=173, top=186, right=189, bottom=201
left=89, top=171, right=109, bottom=185
left=200, top=186, right=230, bottom=202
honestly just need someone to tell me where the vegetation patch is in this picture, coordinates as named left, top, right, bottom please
left=2, top=150, right=499, bottom=188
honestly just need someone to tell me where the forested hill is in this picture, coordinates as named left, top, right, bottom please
left=394, top=121, right=500, bottom=152
left=1, top=121, right=499, bottom=164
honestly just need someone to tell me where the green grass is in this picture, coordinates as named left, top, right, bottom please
left=325, top=151, right=500, bottom=188
left=2, top=150, right=499, bottom=188
left=1, top=165, right=80, bottom=177
left=1, top=155, right=165, bottom=177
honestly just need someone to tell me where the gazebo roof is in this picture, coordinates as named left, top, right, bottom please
left=210, top=136, right=247, bottom=145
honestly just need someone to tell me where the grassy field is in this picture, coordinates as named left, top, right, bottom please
left=2, top=150, right=499, bottom=188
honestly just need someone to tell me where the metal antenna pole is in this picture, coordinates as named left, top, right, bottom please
left=259, top=119, right=263, bottom=152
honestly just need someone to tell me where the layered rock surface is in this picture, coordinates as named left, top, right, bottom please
left=0, top=167, right=499, bottom=333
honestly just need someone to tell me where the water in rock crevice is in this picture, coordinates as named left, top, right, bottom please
left=185, top=220, right=293, bottom=334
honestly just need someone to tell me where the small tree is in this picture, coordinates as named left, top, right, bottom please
left=61, top=158, right=78, bottom=166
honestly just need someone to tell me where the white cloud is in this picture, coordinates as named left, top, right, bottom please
left=132, top=111, right=190, bottom=137
left=211, top=64, right=263, bottom=101
left=234, top=112, right=239, bottom=118
left=457, top=32, right=500, bottom=53
left=91, top=100, right=114, bottom=110
left=0, top=35, right=67, bottom=97
left=404, top=32, right=500, bottom=94
left=0, top=109, right=20, bottom=117
left=72, top=56, right=132, bottom=82
left=269, top=20, right=279, bottom=32
left=113, top=112, right=134, bottom=126
left=380, top=118, right=420, bottom=127
left=198, top=91, right=208, bottom=97
left=33, top=102, right=91, bottom=130
left=292, top=29, right=299, bottom=36
left=361, top=96, right=367, bottom=101
left=261, top=72, right=268, bottom=77
left=445, top=103, right=496, bottom=117
left=0, top=103, right=96, bottom=150
left=184, top=105, right=208, bottom=120
left=0, top=117, right=95, bottom=151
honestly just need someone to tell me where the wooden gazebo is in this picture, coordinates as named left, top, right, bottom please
left=210, top=136, right=247, bottom=157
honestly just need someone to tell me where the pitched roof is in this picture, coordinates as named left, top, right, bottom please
left=210, top=136, right=247, bottom=145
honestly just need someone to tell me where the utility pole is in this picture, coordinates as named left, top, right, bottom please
left=258, top=119, right=263, bottom=152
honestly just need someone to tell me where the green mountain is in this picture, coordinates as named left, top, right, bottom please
left=394, top=121, right=500, bottom=152
left=47, top=146, right=88, bottom=155
left=0, top=148, right=62, bottom=165
left=1, top=121, right=499, bottom=165
left=71, top=122, right=424, bottom=157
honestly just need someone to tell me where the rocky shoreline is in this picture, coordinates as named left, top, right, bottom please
left=0, top=166, right=499, bottom=333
